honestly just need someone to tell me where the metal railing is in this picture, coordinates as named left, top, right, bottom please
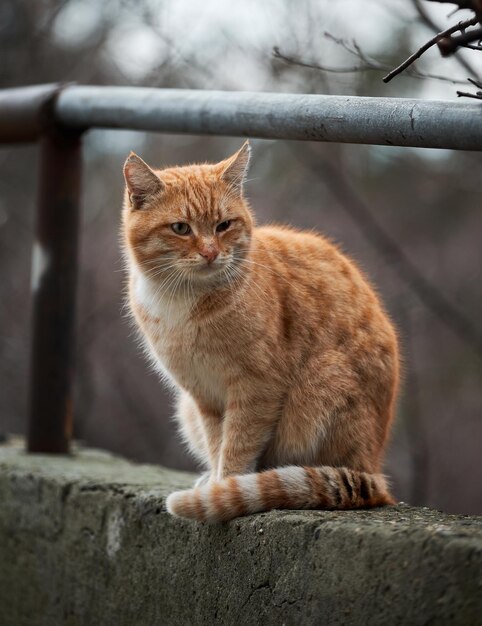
left=1, top=83, right=481, bottom=454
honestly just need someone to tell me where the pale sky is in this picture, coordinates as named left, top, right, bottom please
left=53, top=0, right=481, bottom=100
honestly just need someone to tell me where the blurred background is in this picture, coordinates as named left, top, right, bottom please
left=0, top=0, right=481, bottom=514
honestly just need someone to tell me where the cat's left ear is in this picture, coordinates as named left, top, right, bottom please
left=220, top=140, right=251, bottom=191
left=123, top=152, right=164, bottom=210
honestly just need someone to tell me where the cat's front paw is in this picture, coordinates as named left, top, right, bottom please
left=194, top=471, right=211, bottom=488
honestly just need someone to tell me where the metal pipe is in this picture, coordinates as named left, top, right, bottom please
left=56, top=86, right=482, bottom=151
left=0, top=84, right=62, bottom=143
left=0, top=82, right=479, bottom=456
left=27, top=128, right=82, bottom=454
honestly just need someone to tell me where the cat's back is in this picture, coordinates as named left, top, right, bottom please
left=253, top=224, right=366, bottom=293
left=251, top=223, right=396, bottom=342
left=253, top=224, right=349, bottom=268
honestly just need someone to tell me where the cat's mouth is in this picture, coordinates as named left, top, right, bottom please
left=189, top=260, right=234, bottom=285
left=193, top=261, right=225, bottom=276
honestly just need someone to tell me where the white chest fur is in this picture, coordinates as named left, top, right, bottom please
left=131, top=268, right=227, bottom=410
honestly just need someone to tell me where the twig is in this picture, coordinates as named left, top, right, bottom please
left=412, top=0, right=481, bottom=80
left=424, top=0, right=482, bottom=11
left=273, top=45, right=471, bottom=84
left=382, top=17, right=478, bottom=82
left=273, top=46, right=374, bottom=74
left=457, top=76, right=482, bottom=97
left=323, top=32, right=383, bottom=67
left=456, top=89, right=482, bottom=97
left=438, top=26, right=482, bottom=55
left=467, top=76, right=482, bottom=87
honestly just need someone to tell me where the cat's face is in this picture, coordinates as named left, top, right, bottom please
left=123, top=143, right=253, bottom=290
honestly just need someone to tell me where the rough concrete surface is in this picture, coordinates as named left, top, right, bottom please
left=0, top=439, right=481, bottom=626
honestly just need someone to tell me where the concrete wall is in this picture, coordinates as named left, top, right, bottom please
left=0, top=439, right=481, bottom=626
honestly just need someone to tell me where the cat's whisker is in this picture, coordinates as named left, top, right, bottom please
left=150, top=272, right=179, bottom=305
left=146, top=268, right=182, bottom=282
left=143, top=261, right=181, bottom=272
left=239, top=258, right=300, bottom=291
left=224, top=268, right=249, bottom=307
left=142, top=266, right=178, bottom=281
left=167, top=270, right=187, bottom=326
left=227, top=263, right=268, bottom=306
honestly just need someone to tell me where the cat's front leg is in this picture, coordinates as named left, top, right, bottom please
left=196, top=402, right=223, bottom=482
left=177, top=392, right=223, bottom=481
left=194, top=471, right=211, bottom=487
left=217, top=394, right=279, bottom=480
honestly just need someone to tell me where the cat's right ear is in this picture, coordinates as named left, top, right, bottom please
left=220, top=140, right=251, bottom=192
left=123, top=152, right=164, bottom=210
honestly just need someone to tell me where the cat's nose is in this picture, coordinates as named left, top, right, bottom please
left=199, top=246, right=219, bottom=263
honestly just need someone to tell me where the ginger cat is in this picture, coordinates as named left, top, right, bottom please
left=122, top=142, right=399, bottom=523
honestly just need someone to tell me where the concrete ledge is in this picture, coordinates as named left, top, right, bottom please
left=0, top=441, right=481, bottom=626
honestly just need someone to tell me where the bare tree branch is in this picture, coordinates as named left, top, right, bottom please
left=273, top=41, right=471, bottom=85
left=424, top=0, right=482, bottom=16
left=438, top=25, right=482, bottom=54
left=412, top=0, right=481, bottom=79
left=382, top=16, right=478, bottom=82
left=273, top=45, right=376, bottom=74
left=457, top=76, right=482, bottom=97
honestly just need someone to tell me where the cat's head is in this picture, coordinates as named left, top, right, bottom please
left=122, top=142, right=254, bottom=290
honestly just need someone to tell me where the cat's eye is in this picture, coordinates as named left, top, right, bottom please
left=171, top=222, right=191, bottom=236
left=216, top=220, right=231, bottom=233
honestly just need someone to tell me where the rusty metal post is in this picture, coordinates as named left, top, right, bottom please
left=0, top=84, right=61, bottom=143
left=27, top=127, right=82, bottom=453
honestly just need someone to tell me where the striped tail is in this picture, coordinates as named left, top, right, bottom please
left=165, top=465, right=395, bottom=523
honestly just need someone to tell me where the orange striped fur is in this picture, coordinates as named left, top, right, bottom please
left=122, top=142, right=400, bottom=523
left=166, top=467, right=394, bottom=523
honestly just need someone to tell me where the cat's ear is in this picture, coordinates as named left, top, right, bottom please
left=123, top=152, right=164, bottom=210
left=220, top=141, right=251, bottom=191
